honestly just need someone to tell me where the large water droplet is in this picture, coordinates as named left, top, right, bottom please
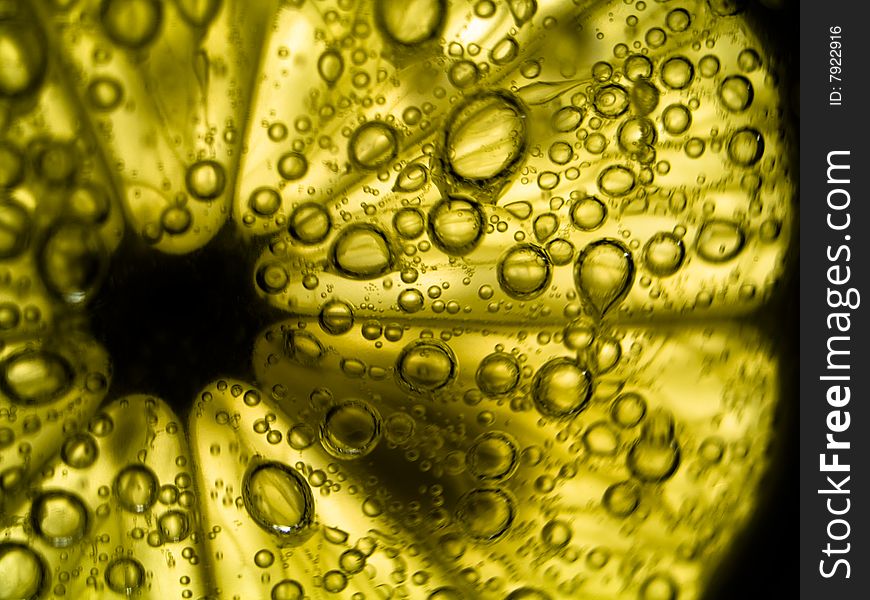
left=695, top=220, right=745, bottom=263
left=318, top=49, right=344, bottom=85
left=719, top=75, right=754, bottom=112
left=0, top=349, right=73, bottom=406
left=602, top=480, right=641, bottom=517
left=243, top=461, right=314, bottom=537
left=0, top=542, right=46, bottom=600
left=349, top=122, right=399, bottom=170
left=643, top=232, right=685, bottom=276
left=444, top=91, right=527, bottom=184
left=396, top=340, right=456, bottom=392
left=575, top=239, right=634, bottom=315
left=61, top=433, right=99, bottom=468
left=455, top=488, right=515, bottom=541
left=0, top=19, right=47, bottom=98
left=0, top=201, right=31, bottom=259
left=320, top=400, right=381, bottom=459
left=428, top=195, right=485, bottom=255
left=476, top=352, right=520, bottom=396
left=100, top=0, right=164, bottom=49
left=727, top=128, right=764, bottom=166
left=319, top=299, right=354, bottom=335
left=186, top=160, right=226, bottom=199
left=532, top=358, right=591, bottom=418
left=375, top=0, right=445, bottom=46
left=104, top=557, right=145, bottom=594
left=330, top=224, right=393, bottom=279
left=39, top=222, right=106, bottom=305
left=497, top=244, right=552, bottom=299
left=467, top=432, right=518, bottom=481
left=288, top=203, right=331, bottom=244
left=30, top=491, right=89, bottom=548
left=114, top=464, right=158, bottom=513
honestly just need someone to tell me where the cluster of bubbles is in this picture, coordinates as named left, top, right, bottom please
left=0, top=0, right=793, bottom=598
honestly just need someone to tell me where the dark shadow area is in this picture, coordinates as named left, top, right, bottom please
left=88, top=222, right=286, bottom=418
left=704, top=0, right=799, bottom=598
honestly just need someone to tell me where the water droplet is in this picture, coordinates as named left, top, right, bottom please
left=508, top=0, right=538, bottom=26
left=624, top=54, right=653, bottom=81
left=719, top=75, right=753, bottom=112
left=666, top=7, right=691, bottom=30
left=476, top=352, right=520, bottom=396
left=444, top=91, right=527, bottom=183
left=660, top=56, right=694, bottom=89
left=643, top=232, right=685, bottom=276
left=104, top=557, right=144, bottom=594
left=319, top=299, right=354, bottom=335
left=0, top=201, right=31, bottom=259
left=284, top=330, right=325, bottom=366
left=575, top=239, right=634, bottom=315
left=602, top=480, right=641, bottom=517
left=349, top=122, right=399, bottom=170
left=86, top=76, right=124, bottom=111
left=243, top=461, right=314, bottom=537
left=582, top=421, right=619, bottom=454
left=0, top=19, right=46, bottom=98
left=570, top=196, right=607, bottom=231
left=532, top=358, right=591, bottom=418
left=448, top=60, right=479, bottom=89
left=428, top=195, right=485, bottom=255
left=30, top=491, right=89, bottom=548
left=254, top=548, right=274, bottom=568
left=396, top=339, right=456, bottom=392
left=39, top=222, right=106, bottom=305
left=330, top=224, right=393, bottom=279
left=158, top=510, right=189, bottom=542
left=100, top=0, right=164, bottom=49
left=490, top=36, right=519, bottom=65
left=271, top=579, right=304, bottom=600
left=339, top=548, right=366, bottom=574
left=695, top=220, right=745, bottom=263
left=320, top=400, right=381, bottom=459
left=467, top=432, right=518, bottom=481
left=68, top=184, right=111, bottom=224
left=541, top=519, right=572, bottom=548
left=611, top=393, right=647, bottom=428
left=393, top=207, right=425, bottom=238
left=385, top=413, right=415, bottom=444
left=268, top=149, right=307, bottom=182
left=627, top=412, right=680, bottom=482
left=597, top=164, right=636, bottom=197
left=546, top=238, right=575, bottom=265
left=398, top=288, right=425, bottom=313
left=255, top=262, right=289, bottom=293
left=288, top=203, right=331, bottom=244
left=375, top=0, right=445, bottom=46
left=114, top=464, right=158, bottom=513
left=175, top=0, right=222, bottom=27
left=727, top=128, right=764, bottom=166
left=0, top=349, right=73, bottom=406
left=248, top=187, right=281, bottom=217
left=640, top=573, right=679, bottom=600
left=318, top=49, right=344, bottom=85
left=618, top=117, right=657, bottom=155
left=0, top=542, right=47, bottom=600
left=497, top=244, right=552, bottom=299
left=662, top=103, right=691, bottom=135
left=456, top=488, right=515, bottom=541
left=699, top=54, right=720, bottom=77
left=593, top=84, right=629, bottom=118
left=551, top=106, right=584, bottom=132
left=323, top=569, right=348, bottom=593
left=708, top=0, right=747, bottom=17
left=394, top=163, right=429, bottom=193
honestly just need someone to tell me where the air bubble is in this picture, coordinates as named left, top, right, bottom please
left=575, top=239, right=634, bottom=315
left=243, top=461, right=314, bottom=537
left=320, top=400, right=382, bottom=459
